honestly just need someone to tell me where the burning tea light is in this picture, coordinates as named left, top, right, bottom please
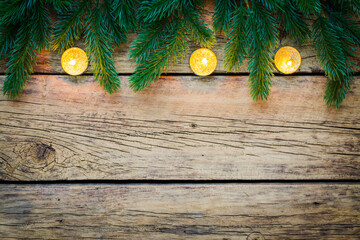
left=274, top=46, right=301, bottom=74
left=61, top=47, right=88, bottom=75
left=190, top=48, right=217, bottom=76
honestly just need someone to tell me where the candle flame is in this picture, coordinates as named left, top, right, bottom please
left=201, top=58, right=208, bottom=65
left=287, top=60, right=293, bottom=66
left=69, top=60, right=76, bottom=65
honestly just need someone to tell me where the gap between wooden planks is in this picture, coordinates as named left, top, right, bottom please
left=0, top=75, right=359, bottom=181
left=1, top=184, right=359, bottom=239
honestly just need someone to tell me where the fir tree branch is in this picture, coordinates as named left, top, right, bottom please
left=324, top=76, right=353, bottom=107
left=130, top=18, right=188, bottom=91
left=102, top=0, right=127, bottom=46
left=3, top=0, right=53, bottom=98
left=0, top=23, right=19, bottom=59
left=328, top=0, right=360, bottom=17
left=312, top=15, right=354, bottom=107
left=247, top=1, right=278, bottom=101
left=137, top=0, right=186, bottom=23
left=47, top=0, right=71, bottom=13
left=224, top=5, right=247, bottom=71
left=330, top=12, right=360, bottom=46
left=295, top=0, right=322, bottom=16
left=129, top=19, right=168, bottom=64
left=258, top=0, right=281, bottom=10
left=52, top=0, right=90, bottom=53
left=33, top=2, right=52, bottom=51
left=313, top=16, right=350, bottom=82
left=212, top=0, right=236, bottom=35
left=279, top=0, right=310, bottom=44
left=183, top=6, right=216, bottom=48
left=111, top=0, right=137, bottom=32
left=3, top=20, right=37, bottom=98
left=84, top=7, right=121, bottom=94
left=0, top=0, right=36, bottom=24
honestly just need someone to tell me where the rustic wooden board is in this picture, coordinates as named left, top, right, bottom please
left=1, top=184, right=359, bottom=239
left=0, top=75, right=359, bottom=181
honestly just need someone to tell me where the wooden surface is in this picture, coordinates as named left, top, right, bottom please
left=0, top=75, right=359, bottom=181
left=1, top=1, right=360, bottom=238
left=1, top=184, right=360, bottom=239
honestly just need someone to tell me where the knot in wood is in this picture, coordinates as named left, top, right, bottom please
left=247, top=232, right=265, bottom=240
left=13, top=142, right=56, bottom=169
left=36, top=143, right=56, bottom=162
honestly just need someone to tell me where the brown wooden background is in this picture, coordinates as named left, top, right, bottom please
left=1, top=3, right=359, bottom=239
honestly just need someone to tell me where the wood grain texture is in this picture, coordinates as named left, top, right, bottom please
left=1, top=184, right=359, bottom=239
left=0, top=75, right=359, bottom=181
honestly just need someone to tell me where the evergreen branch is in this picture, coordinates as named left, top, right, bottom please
left=251, top=2, right=278, bottom=48
left=279, top=0, right=310, bottom=44
left=212, top=0, right=236, bottom=35
left=85, top=7, right=121, bottom=94
left=0, top=0, right=36, bottom=24
left=183, top=6, right=216, bottom=48
left=0, top=23, right=19, bottom=59
left=295, top=0, right=322, bottom=16
left=324, top=76, right=353, bottom=107
left=130, top=19, right=188, bottom=91
left=129, top=19, right=168, bottom=64
left=47, top=0, right=71, bottom=13
left=312, top=16, right=350, bottom=82
left=328, top=0, right=360, bottom=16
left=33, top=2, right=52, bottom=51
left=247, top=2, right=278, bottom=101
left=111, top=0, right=137, bottom=32
left=330, top=12, right=360, bottom=46
left=3, top=21, right=37, bottom=98
left=224, top=6, right=247, bottom=71
left=102, top=0, right=127, bottom=46
left=137, top=0, right=186, bottom=22
left=332, top=14, right=360, bottom=61
left=258, top=0, right=281, bottom=10
left=3, top=0, right=53, bottom=98
left=312, top=15, right=354, bottom=107
left=52, top=0, right=90, bottom=53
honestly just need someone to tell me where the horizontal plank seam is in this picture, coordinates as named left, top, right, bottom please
left=1, top=179, right=359, bottom=185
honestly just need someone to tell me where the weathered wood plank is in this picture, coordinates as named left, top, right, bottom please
left=1, top=184, right=359, bottom=239
left=0, top=75, right=359, bottom=180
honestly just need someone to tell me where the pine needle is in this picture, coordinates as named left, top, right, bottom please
left=3, top=18, right=37, bottom=98
left=279, top=0, right=310, bottom=44
left=224, top=6, right=247, bottom=71
left=212, top=0, right=236, bottom=35
left=247, top=2, right=278, bottom=101
left=52, top=0, right=90, bottom=53
left=85, top=6, right=121, bottom=94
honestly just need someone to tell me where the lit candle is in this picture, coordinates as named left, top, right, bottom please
left=274, top=46, right=301, bottom=74
left=61, top=47, right=88, bottom=75
left=190, top=48, right=217, bottom=76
